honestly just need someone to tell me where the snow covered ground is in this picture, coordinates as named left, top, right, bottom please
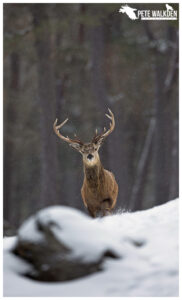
left=3, top=199, right=179, bottom=297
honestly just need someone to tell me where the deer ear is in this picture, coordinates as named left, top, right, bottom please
left=69, top=143, right=82, bottom=152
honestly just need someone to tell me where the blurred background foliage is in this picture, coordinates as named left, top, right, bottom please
left=3, top=3, right=179, bottom=230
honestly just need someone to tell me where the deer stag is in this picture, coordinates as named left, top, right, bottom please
left=53, top=109, right=118, bottom=218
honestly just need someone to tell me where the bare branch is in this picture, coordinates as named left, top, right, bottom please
left=4, top=26, right=33, bottom=39
left=164, top=41, right=178, bottom=94
left=143, top=22, right=156, bottom=42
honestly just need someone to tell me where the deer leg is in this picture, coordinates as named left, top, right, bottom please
left=103, top=210, right=111, bottom=216
left=100, top=199, right=112, bottom=217
left=87, top=207, right=96, bottom=218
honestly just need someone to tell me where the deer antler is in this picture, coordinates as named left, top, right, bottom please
left=53, top=118, right=83, bottom=145
left=92, top=108, right=115, bottom=144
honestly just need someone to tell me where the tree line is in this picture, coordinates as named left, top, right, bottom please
left=3, top=3, right=179, bottom=229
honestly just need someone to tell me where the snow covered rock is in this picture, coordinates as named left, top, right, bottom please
left=13, top=206, right=120, bottom=281
left=4, top=199, right=178, bottom=296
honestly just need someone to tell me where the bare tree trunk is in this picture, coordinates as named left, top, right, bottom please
left=170, top=119, right=179, bottom=199
left=31, top=5, right=59, bottom=208
left=4, top=52, right=20, bottom=227
left=154, top=43, right=178, bottom=205
left=144, top=23, right=178, bottom=206
left=131, top=118, right=155, bottom=210
left=153, top=55, right=171, bottom=205
left=78, top=4, right=86, bottom=44
left=90, top=23, right=110, bottom=122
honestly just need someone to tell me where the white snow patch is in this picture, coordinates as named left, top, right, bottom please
left=36, top=205, right=122, bottom=262
left=4, top=199, right=179, bottom=297
left=18, top=214, right=44, bottom=244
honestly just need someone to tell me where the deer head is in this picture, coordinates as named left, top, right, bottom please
left=53, top=109, right=115, bottom=167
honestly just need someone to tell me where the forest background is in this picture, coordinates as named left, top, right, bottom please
left=3, top=3, right=179, bottom=229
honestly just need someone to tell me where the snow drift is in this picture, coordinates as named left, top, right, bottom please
left=3, top=199, right=179, bottom=297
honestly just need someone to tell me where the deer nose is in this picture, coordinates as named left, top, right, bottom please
left=87, top=154, right=93, bottom=160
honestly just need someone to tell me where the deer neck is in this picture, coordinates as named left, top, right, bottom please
left=83, top=158, right=104, bottom=189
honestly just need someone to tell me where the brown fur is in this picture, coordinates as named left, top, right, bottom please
left=81, top=157, right=118, bottom=218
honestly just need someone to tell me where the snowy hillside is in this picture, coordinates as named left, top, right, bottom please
left=3, top=199, right=179, bottom=297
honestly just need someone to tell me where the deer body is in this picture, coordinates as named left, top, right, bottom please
left=81, top=162, right=118, bottom=217
left=53, top=109, right=118, bottom=218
